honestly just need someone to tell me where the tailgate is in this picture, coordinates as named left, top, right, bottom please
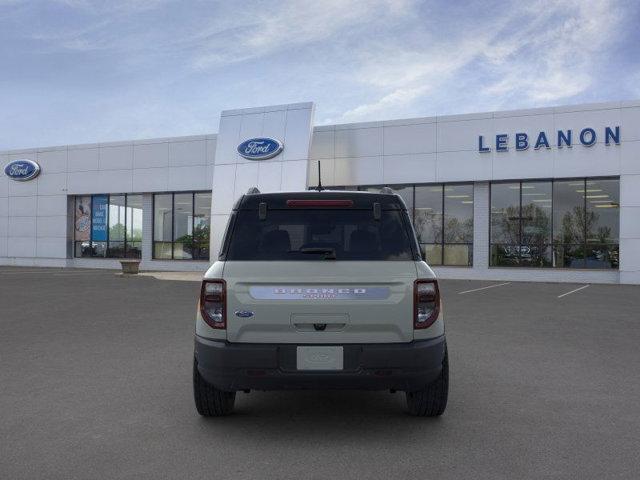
left=223, top=261, right=417, bottom=343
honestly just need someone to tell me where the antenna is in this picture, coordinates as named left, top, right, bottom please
left=316, top=160, right=324, bottom=191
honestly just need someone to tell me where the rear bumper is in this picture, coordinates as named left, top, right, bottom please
left=194, top=335, right=446, bottom=392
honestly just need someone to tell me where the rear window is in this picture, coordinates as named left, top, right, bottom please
left=225, top=209, right=415, bottom=261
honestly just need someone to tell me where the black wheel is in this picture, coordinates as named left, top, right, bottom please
left=193, top=359, right=236, bottom=416
left=405, top=346, right=449, bottom=417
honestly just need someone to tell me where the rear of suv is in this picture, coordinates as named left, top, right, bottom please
left=193, top=189, right=448, bottom=416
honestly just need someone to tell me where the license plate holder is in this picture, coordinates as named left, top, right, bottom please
left=296, top=346, right=344, bottom=370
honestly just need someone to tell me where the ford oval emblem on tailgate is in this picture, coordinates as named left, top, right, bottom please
left=235, top=310, right=254, bottom=318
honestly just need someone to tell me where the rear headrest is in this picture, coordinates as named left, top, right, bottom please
left=260, top=229, right=291, bottom=253
left=349, top=229, right=378, bottom=252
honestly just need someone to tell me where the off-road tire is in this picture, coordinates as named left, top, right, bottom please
left=405, top=346, right=449, bottom=417
left=193, top=359, right=236, bottom=416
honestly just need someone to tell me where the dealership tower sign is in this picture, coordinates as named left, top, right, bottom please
left=478, top=126, right=620, bottom=152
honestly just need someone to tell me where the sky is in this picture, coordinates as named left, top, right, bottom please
left=1, top=0, right=639, bottom=150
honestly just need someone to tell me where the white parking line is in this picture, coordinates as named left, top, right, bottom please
left=557, top=284, right=590, bottom=298
left=458, top=282, right=511, bottom=295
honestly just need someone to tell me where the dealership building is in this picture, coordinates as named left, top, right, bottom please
left=1, top=100, right=639, bottom=284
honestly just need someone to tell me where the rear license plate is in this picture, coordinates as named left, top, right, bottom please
left=296, top=346, right=344, bottom=370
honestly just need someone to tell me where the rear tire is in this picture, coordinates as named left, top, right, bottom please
left=405, top=346, right=448, bottom=417
left=193, top=359, right=236, bottom=416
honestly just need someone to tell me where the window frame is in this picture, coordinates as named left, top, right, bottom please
left=489, top=176, right=620, bottom=269
left=73, top=193, right=143, bottom=259
left=151, top=190, right=212, bottom=261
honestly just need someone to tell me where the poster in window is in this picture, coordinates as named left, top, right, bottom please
left=92, top=195, right=108, bottom=242
left=75, top=196, right=91, bottom=241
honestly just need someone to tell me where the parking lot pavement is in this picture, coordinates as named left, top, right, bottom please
left=1, top=267, right=640, bottom=480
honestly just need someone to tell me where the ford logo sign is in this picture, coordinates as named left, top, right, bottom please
left=4, top=159, right=41, bottom=182
left=237, top=137, right=283, bottom=160
left=234, top=310, right=255, bottom=318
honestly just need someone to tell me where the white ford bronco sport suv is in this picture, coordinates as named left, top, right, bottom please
left=193, top=188, right=448, bottom=416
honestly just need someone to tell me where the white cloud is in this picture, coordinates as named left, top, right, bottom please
left=337, top=35, right=493, bottom=121
left=51, top=0, right=172, bottom=13
left=339, top=85, right=429, bottom=121
left=190, top=0, right=416, bottom=69
left=481, top=0, right=622, bottom=105
left=334, top=0, right=626, bottom=122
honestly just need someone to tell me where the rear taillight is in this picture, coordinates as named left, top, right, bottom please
left=200, top=279, right=226, bottom=329
left=414, top=279, right=440, bottom=329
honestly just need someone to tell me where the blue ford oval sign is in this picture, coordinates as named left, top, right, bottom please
left=237, top=137, right=283, bottom=160
left=4, top=159, right=41, bottom=181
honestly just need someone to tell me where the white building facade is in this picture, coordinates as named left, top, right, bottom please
left=1, top=100, right=639, bottom=284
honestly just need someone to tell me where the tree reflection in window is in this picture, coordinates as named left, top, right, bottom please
left=490, top=178, right=619, bottom=269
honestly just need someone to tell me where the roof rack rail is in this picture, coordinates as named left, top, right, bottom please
left=246, top=187, right=261, bottom=194
left=379, top=186, right=394, bottom=195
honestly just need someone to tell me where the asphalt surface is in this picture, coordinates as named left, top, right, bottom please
left=1, top=267, right=639, bottom=479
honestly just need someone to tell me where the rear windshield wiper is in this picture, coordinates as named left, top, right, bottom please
left=297, top=247, right=337, bottom=260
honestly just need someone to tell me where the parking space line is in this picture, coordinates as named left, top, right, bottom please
left=458, top=282, right=511, bottom=295
left=557, top=284, right=590, bottom=298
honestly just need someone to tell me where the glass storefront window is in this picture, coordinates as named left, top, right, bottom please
left=126, top=195, right=143, bottom=258
left=444, top=184, right=474, bottom=266
left=491, top=178, right=619, bottom=269
left=173, top=193, right=193, bottom=259
left=152, top=191, right=212, bottom=261
left=74, top=196, right=92, bottom=257
left=490, top=182, right=520, bottom=267
left=553, top=180, right=586, bottom=268
left=193, top=192, right=212, bottom=260
left=73, top=193, right=143, bottom=259
left=585, top=178, right=619, bottom=269
left=553, top=180, right=585, bottom=245
left=153, top=194, right=172, bottom=259
left=520, top=181, right=552, bottom=267
left=108, top=194, right=126, bottom=258
left=415, top=185, right=443, bottom=265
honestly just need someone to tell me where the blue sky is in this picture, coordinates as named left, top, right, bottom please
left=1, top=0, right=639, bottom=150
